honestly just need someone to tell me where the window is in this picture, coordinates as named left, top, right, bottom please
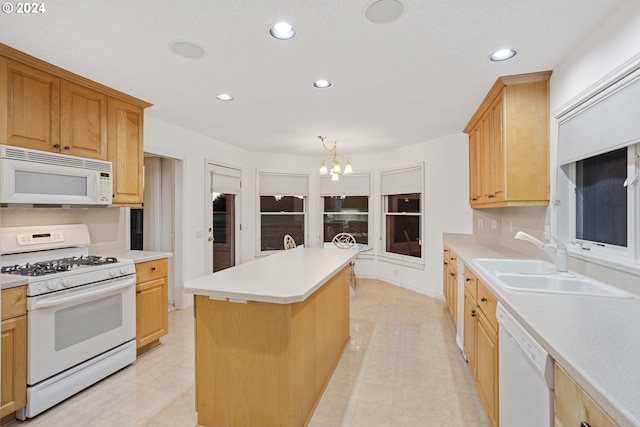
left=384, top=193, right=422, bottom=257
left=557, top=66, right=640, bottom=264
left=260, top=196, right=305, bottom=251
left=258, top=172, right=309, bottom=252
left=380, top=165, right=423, bottom=260
left=575, top=148, right=627, bottom=247
left=323, top=196, right=369, bottom=244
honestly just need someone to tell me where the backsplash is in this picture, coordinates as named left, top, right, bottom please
left=471, top=206, right=640, bottom=295
left=0, top=207, right=126, bottom=249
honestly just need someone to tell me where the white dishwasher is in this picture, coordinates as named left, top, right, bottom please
left=496, top=303, right=554, bottom=427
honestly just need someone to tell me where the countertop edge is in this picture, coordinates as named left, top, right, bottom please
left=444, top=234, right=640, bottom=427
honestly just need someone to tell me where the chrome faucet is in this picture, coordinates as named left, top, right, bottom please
left=514, top=231, right=568, bottom=272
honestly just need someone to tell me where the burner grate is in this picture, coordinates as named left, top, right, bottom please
left=1, top=256, right=119, bottom=276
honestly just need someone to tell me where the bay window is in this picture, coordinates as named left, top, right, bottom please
left=320, top=173, right=371, bottom=245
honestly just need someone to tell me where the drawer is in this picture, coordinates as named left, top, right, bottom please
left=464, top=267, right=477, bottom=299
left=1, top=286, right=27, bottom=320
left=476, top=280, right=498, bottom=332
left=135, top=258, right=168, bottom=283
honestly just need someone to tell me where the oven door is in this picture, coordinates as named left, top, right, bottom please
left=26, top=276, right=136, bottom=385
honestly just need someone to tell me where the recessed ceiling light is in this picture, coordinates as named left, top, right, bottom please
left=169, top=40, right=206, bottom=59
left=216, top=93, right=234, bottom=101
left=313, top=80, right=333, bottom=89
left=365, top=0, right=405, bottom=24
left=489, top=48, right=518, bottom=62
left=269, top=22, right=296, bottom=40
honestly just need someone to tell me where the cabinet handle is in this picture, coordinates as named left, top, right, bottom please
left=63, top=145, right=70, bottom=150
left=481, top=297, right=487, bottom=302
left=471, top=198, right=478, bottom=201
left=580, top=423, right=590, bottom=427
left=449, top=272, right=455, bottom=277
left=465, top=277, right=472, bottom=282
left=151, top=266, right=156, bottom=271
left=444, top=261, right=448, bottom=265
left=487, top=194, right=495, bottom=198
left=136, top=290, right=141, bottom=294
left=471, top=309, right=477, bottom=317
left=53, top=144, right=60, bottom=149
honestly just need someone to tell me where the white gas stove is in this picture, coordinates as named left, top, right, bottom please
left=0, top=224, right=136, bottom=419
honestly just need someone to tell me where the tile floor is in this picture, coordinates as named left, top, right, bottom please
left=8, top=279, right=491, bottom=427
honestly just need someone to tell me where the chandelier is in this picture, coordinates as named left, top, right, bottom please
left=318, top=136, right=353, bottom=181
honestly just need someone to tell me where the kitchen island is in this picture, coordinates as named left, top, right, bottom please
left=184, top=247, right=357, bottom=427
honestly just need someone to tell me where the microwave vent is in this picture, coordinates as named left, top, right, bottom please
left=0, top=145, right=111, bottom=172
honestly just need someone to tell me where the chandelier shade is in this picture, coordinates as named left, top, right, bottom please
left=318, top=136, right=352, bottom=181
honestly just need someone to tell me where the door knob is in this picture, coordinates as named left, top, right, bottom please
left=208, top=236, right=214, bottom=242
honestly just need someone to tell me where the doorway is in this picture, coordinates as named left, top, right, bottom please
left=205, top=162, right=241, bottom=273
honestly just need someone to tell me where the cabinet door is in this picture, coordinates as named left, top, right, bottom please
left=476, top=314, right=499, bottom=427
left=136, top=277, right=168, bottom=350
left=468, top=125, right=483, bottom=205
left=463, top=291, right=477, bottom=376
left=108, top=97, right=144, bottom=205
left=554, top=363, right=617, bottom=427
left=489, top=94, right=505, bottom=202
left=0, top=58, right=60, bottom=151
left=1, top=315, right=26, bottom=417
left=60, top=80, right=108, bottom=160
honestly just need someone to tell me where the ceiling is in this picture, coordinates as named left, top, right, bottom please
left=0, top=0, right=625, bottom=156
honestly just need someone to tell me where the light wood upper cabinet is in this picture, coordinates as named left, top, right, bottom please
left=464, top=71, right=551, bottom=208
left=0, top=57, right=60, bottom=152
left=108, top=98, right=144, bottom=206
left=60, top=80, right=108, bottom=160
left=0, top=43, right=151, bottom=207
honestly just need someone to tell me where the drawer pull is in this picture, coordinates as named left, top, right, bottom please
left=481, top=297, right=487, bottom=302
left=136, top=290, right=141, bottom=294
left=465, top=277, right=472, bottom=282
left=580, top=423, right=590, bottom=427
left=151, top=267, right=156, bottom=271
left=471, top=309, right=477, bottom=317
left=449, top=272, right=455, bottom=277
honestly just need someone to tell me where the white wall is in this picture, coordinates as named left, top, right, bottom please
left=143, top=113, right=473, bottom=303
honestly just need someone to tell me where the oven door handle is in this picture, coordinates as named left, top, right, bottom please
left=29, top=277, right=136, bottom=310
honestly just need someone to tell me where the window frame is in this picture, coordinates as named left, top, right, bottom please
left=258, top=195, right=306, bottom=253
left=321, top=195, right=371, bottom=246
left=379, top=163, right=425, bottom=267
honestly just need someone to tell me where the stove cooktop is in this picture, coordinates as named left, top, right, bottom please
left=1, top=256, right=120, bottom=277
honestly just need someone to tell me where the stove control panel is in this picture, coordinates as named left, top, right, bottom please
left=16, top=231, right=65, bottom=246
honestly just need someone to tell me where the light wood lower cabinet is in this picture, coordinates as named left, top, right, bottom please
left=194, top=266, right=350, bottom=427
left=1, top=286, right=27, bottom=422
left=135, top=258, right=169, bottom=355
left=443, top=246, right=457, bottom=325
left=463, top=271, right=499, bottom=427
left=554, top=363, right=618, bottom=427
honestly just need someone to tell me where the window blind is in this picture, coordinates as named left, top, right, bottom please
left=210, top=164, right=241, bottom=194
left=380, top=165, right=422, bottom=195
left=558, top=69, right=640, bottom=165
left=320, top=173, right=371, bottom=196
left=259, top=172, right=309, bottom=196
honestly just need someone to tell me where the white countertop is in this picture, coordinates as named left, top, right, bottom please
left=103, top=250, right=173, bottom=264
left=183, top=247, right=357, bottom=304
left=444, top=233, right=640, bottom=427
left=0, top=274, right=28, bottom=290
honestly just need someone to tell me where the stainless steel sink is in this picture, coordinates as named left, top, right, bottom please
left=494, top=273, right=633, bottom=298
left=473, top=257, right=632, bottom=298
left=473, top=258, right=555, bottom=275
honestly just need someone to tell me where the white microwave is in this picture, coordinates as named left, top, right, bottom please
left=0, top=145, right=113, bottom=206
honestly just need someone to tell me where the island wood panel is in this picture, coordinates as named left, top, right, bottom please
left=194, top=265, right=350, bottom=427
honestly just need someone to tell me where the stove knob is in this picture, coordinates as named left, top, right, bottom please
left=120, top=267, right=129, bottom=275
left=46, top=281, right=58, bottom=291
left=62, top=278, right=73, bottom=287
left=110, top=268, right=120, bottom=277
